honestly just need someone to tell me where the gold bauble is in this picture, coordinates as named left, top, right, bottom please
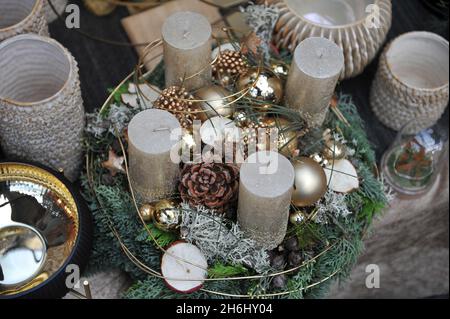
left=139, top=204, right=155, bottom=223
left=195, top=85, right=234, bottom=119
left=237, top=68, right=283, bottom=104
left=83, top=0, right=116, bottom=16
left=310, top=153, right=330, bottom=167
left=233, top=111, right=249, bottom=127
left=322, top=139, right=347, bottom=160
left=271, top=62, right=289, bottom=78
left=292, top=157, right=328, bottom=207
left=152, top=200, right=181, bottom=232
left=261, top=117, right=299, bottom=157
left=290, top=211, right=307, bottom=225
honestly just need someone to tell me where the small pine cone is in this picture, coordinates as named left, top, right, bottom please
left=154, top=86, right=203, bottom=129
left=212, top=50, right=248, bottom=83
left=179, top=163, right=239, bottom=214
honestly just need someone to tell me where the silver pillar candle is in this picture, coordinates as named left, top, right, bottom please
left=0, top=34, right=85, bottom=182
left=237, top=151, right=295, bottom=250
left=0, top=0, right=49, bottom=42
left=128, top=109, right=182, bottom=204
left=285, top=37, right=344, bottom=127
left=162, top=11, right=212, bottom=91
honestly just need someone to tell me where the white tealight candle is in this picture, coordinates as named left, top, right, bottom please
left=162, top=11, right=212, bottom=91
left=128, top=109, right=181, bottom=203
left=237, top=151, right=295, bottom=249
left=285, top=37, right=344, bottom=127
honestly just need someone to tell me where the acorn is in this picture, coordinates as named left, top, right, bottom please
left=288, top=251, right=303, bottom=268
left=284, top=237, right=300, bottom=252
left=272, top=274, right=288, bottom=290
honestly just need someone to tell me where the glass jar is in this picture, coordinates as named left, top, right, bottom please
left=381, top=117, right=449, bottom=195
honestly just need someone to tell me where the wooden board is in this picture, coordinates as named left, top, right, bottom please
left=121, top=0, right=223, bottom=72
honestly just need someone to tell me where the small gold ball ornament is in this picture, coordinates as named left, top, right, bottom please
left=271, top=62, right=289, bottom=78
left=261, top=117, right=299, bottom=157
left=195, top=85, right=234, bottom=119
left=322, top=139, right=347, bottom=160
left=151, top=200, right=181, bottom=232
left=292, top=157, right=328, bottom=207
left=139, top=204, right=154, bottom=223
left=237, top=68, right=283, bottom=104
left=290, top=211, right=308, bottom=225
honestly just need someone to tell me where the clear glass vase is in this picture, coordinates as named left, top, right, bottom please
left=381, top=117, right=449, bottom=195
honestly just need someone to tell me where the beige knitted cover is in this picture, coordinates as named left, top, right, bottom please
left=371, top=34, right=449, bottom=132
left=0, top=35, right=85, bottom=181
left=0, top=0, right=49, bottom=42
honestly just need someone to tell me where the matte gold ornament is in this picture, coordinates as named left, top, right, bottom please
left=290, top=211, right=307, bottom=225
left=83, top=0, right=116, bottom=16
left=151, top=200, right=181, bottom=232
left=261, top=117, right=301, bottom=157
left=292, top=157, right=328, bottom=207
left=323, top=139, right=347, bottom=160
left=195, top=85, right=234, bottom=119
left=139, top=204, right=154, bottom=223
left=237, top=68, right=283, bottom=104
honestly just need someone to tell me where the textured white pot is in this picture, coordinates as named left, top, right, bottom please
left=0, top=0, right=49, bottom=42
left=370, top=31, right=449, bottom=132
left=273, top=0, right=392, bottom=80
left=0, top=34, right=85, bottom=181
left=44, top=0, right=68, bottom=23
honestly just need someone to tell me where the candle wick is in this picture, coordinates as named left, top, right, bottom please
left=182, top=30, right=190, bottom=39
left=153, top=127, right=170, bottom=132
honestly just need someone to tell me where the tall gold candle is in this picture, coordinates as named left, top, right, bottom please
left=128, top=109, right=181, bottom=203
left=162, top=11, right=212, bottom=91
left=237, top=151, right=295, bottom=249
left=285, top=37, right=344, bottom=127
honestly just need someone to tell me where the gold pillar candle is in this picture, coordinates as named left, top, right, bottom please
left=237, top=151, right=295, bottom=250
left=128, top=109, right=182, bottom=203
left=285, top=37, right=344, bottom=127
left=162, top=11, right=212, bottom=91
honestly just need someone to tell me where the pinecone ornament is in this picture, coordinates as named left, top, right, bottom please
left=154, top=86, right=204, bottom=129
left=179, top=163, right=240, bottom=213
left=213, top=50, right=248, bottom=87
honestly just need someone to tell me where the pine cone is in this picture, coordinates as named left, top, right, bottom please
left=213, top=50, right=248, bottom=86
left=154, top=86, right=204, bottom=129
left=179, top=163, right=240, bottom=213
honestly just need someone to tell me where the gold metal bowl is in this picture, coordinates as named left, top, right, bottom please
left=0, top=162, right=91, bottom=298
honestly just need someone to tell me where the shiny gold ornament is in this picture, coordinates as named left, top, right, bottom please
left=310, top=153, right=330, bottom=167
left=289, top=211, right=307, bottom=225
left=271, top=62, right=289, bottom=78
left=83, top=0, right=116, bottom=16
left=195, top=85, right=234, bottom=118
left=237, top=68, right=284, bottom=104
left=213, top=50, right=248, bottom=87
left=151, top=200, right=181, bottom=232
left=139, top=204, right=154, bottom=223
left=292, top=157, right=328, bottom=207
left=322, top=139, right=347, bottom=160
left=154, top=86, right=204, bottom=130
left=261, top=117, right=301, bottom=157
left=233, top=111, right=249, bottom=127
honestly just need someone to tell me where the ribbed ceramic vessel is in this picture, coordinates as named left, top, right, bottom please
left=0, top=34, right=85, bottom=181
left=0, top=0, right=49, bottom=42
left=273, top=0, right=392, bottom=79
left=44, top=0, right=68, bottom=23
left=370, top=31, right=449, bottom=133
